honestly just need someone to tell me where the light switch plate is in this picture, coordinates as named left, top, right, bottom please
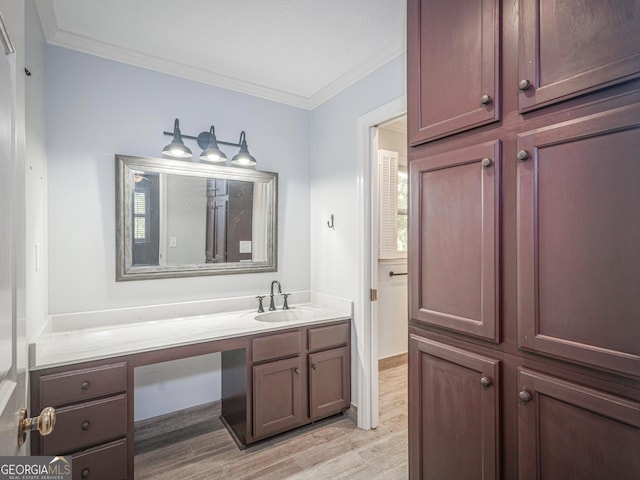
left=169, top=236, right=178, bottom=248
left=239, top=241, right=252, bottom=253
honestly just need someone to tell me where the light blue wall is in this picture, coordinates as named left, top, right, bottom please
left=45, top=46, right=312, bottom=420
left=309, top=54, right=406, bottom=300
left=46, top=45, right=311, bottom=315
left=43, top=45, right=406, bottom=421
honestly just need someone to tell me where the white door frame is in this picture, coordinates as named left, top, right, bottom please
left=355, top=96, right=406, bottom=429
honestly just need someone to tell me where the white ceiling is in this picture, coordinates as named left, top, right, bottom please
left=35, top=0, right=406, bottom=109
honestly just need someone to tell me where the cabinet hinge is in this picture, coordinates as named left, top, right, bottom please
left=370, top=289, right=377, bottom=301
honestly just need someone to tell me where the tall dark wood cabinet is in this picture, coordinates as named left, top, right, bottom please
left=407, top=0, right=640, bottom=478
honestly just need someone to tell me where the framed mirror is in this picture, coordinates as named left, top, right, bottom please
left=116, top=154, right=277, bottom=281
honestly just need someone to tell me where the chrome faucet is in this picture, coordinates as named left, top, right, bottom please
left=269, top=280, right=282, bottom=311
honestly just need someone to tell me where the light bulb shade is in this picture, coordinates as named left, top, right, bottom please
left=231, top=131, right=257, bottom=166
left=200, top=126, right=227, bottom=163
left=162, top=118, right=192, bottom=158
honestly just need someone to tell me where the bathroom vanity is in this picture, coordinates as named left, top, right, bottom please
left=29, top=302, right=351, bottom=480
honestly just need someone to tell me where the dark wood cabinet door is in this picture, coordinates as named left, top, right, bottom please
left=309, top=346, right=350, bottom=420
left=518, top=0, right=640, bottom=112
left=408, top=0, right=500, bottom=145
left=409, top=334, right=500, bottom=480
left=517, top=104, right=640, bottom=377
left=253, top=356, right=303, bottom=439
left=518, top=368, right=640, bottom=479
left=410, top=141, right=500, bottom=341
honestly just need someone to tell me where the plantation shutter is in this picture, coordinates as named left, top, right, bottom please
left=378, top=149, right=399, bottom=259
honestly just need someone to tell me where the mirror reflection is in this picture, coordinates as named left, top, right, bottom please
left=116, top=155, right=277, bottom=280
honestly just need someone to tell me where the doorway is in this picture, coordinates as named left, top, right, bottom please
left=354, top=97, right=406, bottom=430
left=374, top=116, right=408, bottom=366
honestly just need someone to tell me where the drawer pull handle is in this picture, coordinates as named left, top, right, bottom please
left=517, top=150, right=530, bottom=161
left=81, top=468, right=90, bottom=478
left=81, top=381, right=90, bottom=390
left=294, top=368, right=300, bottom=375
left=312, top=363, right=318, bottom=370
left=481, top=158, right=492, bottom=168
left=480, top=376, right=492, bottom=388
left=81, top=421, right=91, bottom=431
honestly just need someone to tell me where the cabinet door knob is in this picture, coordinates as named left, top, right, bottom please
left=480, top=376, right=493, bottom=388
left=81, top=468, right=90, bottom=478
left=81, top=381, right=90, bottom=390
left=294, top=368, right=300, bottom=375
left=312, top=363, right=318, bottom=370
left=81, top=420, right=91, bottom=431
left=517, top=150, right=530, bottom=161
left=481, top=158, right=492, bottom=168
left=518, top=79, right=531, bottom=91
left=480, top=94, right=492, bottom=105
left=519, top=389, right=533, bottom=403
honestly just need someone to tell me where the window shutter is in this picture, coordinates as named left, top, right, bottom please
left=378, top=149, right=399, bottom=259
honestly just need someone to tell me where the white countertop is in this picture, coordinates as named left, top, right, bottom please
left=32, top=302, right=351, bottom=370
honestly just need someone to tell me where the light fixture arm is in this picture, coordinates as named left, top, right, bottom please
left=162, top=120, right=256, bottom=166
left=162, top=129, right=241, bottom=149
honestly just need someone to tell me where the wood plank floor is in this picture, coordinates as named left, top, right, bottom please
left=135, top=361, right=408, bottom=479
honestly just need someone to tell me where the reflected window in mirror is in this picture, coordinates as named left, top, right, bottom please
left=116, top=155, right=277, bottom=280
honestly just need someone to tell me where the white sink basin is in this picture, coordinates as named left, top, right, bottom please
left=255, top=308, right=314, bottom=322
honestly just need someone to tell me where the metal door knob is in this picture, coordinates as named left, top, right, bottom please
left=312, top=363, right=318, bottom=370
left=18, top=407, right=56, bottom=447
left=517, top=150, right=530, bottom=161
left=82, top=420, right=91, bottom=431
left=81, top=469, right=90, bottom=478
left=519, top=389, right=533, bottom=403
left=480, top=376, right=493, bottom=388
left=481, top=158, right=492, bottom=168
left=81, top=381, right=90, bottom=390
left=480, top=94, right=492, bottom=105
left=518, top=79, right=531, bottom=91
left=294, top=368, right=300, bottom=375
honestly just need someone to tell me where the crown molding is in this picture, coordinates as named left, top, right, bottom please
left=307, top=38, right=406, bottom=109
left=34, top=1, right=406, bottom=111
left=45, top=29, right=314, bottom=109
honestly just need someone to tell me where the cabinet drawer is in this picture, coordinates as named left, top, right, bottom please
left=40, top=363, right=127, bottom=407
left=252, top=331, right=301, bottom=363
left=72, top=439, right=128, bottom=480
left=308, top=322, right=349, bottom=352
left=42, top=394, right=127, bottom=455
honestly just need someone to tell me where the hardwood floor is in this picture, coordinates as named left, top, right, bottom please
left=135, top=361, right=408, bottom=479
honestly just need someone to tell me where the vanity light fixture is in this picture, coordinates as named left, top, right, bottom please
left=162, top=118, right=192, bottom=159
left=200, top=125, right=227, bottom=163
left=162, top=118, right=257, bottom=166
left=231, top=131, right=257, bottom=166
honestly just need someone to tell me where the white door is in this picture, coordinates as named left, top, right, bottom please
left=0, top=7, right=27, bottom=456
